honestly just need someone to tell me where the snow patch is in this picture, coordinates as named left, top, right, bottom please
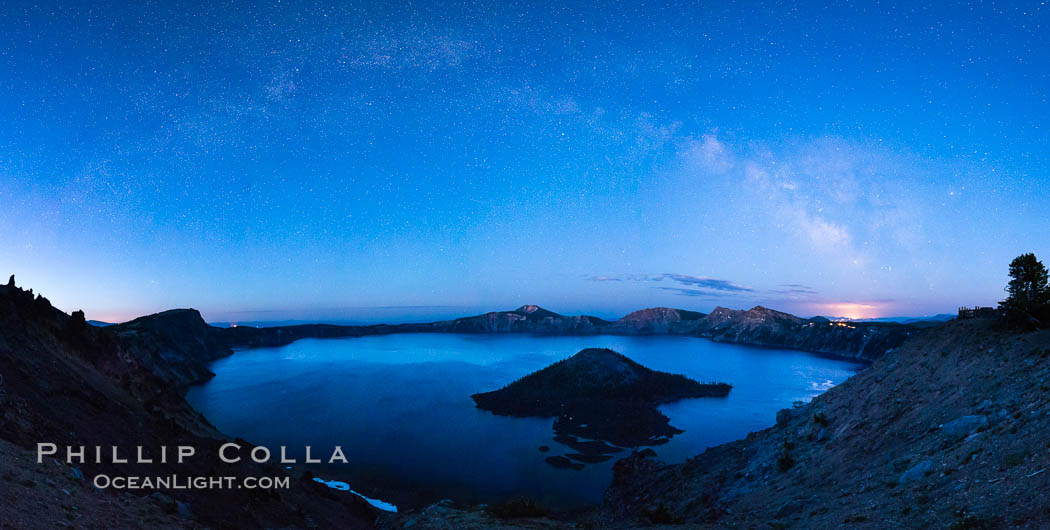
left=810, top=379, right=835, bottom=391
left=312, top=477, right=398, bottom=512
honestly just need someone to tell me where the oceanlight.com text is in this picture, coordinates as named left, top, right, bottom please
left=92, top=474, right=291, bottom=490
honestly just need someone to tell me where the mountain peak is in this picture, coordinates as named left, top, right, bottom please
left=511, top=305, right=562, bottom=319
left=619, top=307, right=706, bottom=323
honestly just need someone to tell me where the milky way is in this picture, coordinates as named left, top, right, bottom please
left=1, top=1, right=1048, bottom=321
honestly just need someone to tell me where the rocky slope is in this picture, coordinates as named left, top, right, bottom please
left=0, top=279, right=377, bottom=528
left=602, top=318, right=1050, bottom=528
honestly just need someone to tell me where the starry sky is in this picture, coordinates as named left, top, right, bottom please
left=2, top=0, right=1048, bottom=323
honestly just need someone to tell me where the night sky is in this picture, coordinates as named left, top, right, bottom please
left=2, top=1, right=1048, bottom=323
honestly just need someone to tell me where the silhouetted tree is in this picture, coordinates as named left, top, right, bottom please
left=1000, top=253, right=1050, bottom=328
left=6, top=274, right=13, bottom=287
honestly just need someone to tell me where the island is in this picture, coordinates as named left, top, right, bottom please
left=471, top=348, right=731, bottom=465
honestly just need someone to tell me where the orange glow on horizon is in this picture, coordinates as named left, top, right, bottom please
left=817, top=302, right=883, bottom=320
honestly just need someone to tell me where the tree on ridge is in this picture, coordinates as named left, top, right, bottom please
left=1000, top=253, right=1050, bottom=328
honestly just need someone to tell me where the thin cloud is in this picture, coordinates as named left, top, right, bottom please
left=587, top=273, right=754, bottom=293
left=662, top=273, right=754, bottom=293
left=772, top=283, right=819, bottom=296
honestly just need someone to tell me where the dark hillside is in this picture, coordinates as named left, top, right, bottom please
left=0, top=280, right=377, bottom=528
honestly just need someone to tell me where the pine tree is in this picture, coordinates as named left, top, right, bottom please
left=1000, top=253, right=1050, bottom=327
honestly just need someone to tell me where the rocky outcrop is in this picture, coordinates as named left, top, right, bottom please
left=602, top=318, right=1050, bottom=528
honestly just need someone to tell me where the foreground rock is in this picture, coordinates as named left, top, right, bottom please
left=472, top=348, right=730, bottom=452
left=377, top=499, right=571, bottom=529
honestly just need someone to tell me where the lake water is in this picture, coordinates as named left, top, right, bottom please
left=186, top=333, right=864, bottom=510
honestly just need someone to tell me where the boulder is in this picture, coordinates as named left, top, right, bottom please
left=176, top=501, right=193, bottom=519
left=774, top=500, right=805, bottom=518
left=941, top=415, right=987, bottom=439
left=816, top=428, right=828, bottom=442
left=898, top=460, right=933, bottom=483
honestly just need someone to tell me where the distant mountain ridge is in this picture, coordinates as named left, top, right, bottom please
left=63, top=303, right=920, bottom=368
left=819, top=314, right=956, bottom=325
left=212, top=304, right=918, bottom=361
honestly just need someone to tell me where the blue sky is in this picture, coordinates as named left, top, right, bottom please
left=1, top=0, right=1048, bottom=322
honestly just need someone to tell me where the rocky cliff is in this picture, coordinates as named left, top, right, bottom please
left=110, top=308, right=233, bottom=388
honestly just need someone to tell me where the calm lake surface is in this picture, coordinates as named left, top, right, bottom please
left=186, top=333, right=864, bottom=510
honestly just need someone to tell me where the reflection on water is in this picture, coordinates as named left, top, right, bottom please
left=186, top=333, right=863, bottom=510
